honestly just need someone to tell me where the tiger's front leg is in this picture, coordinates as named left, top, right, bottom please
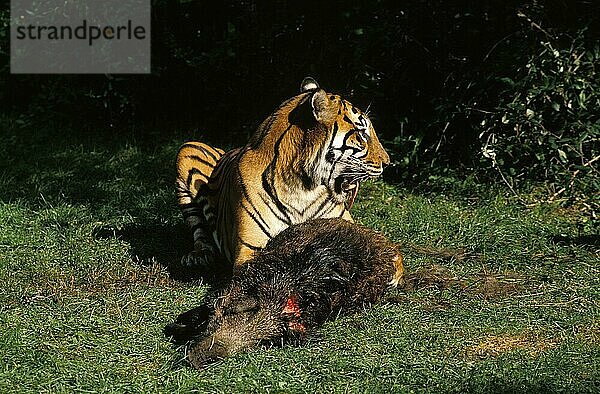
left=176, top=141, right=225, bottom=272
left=178, top=194, right=223, bottom=271
left=181, top=248, right=220, bottom=269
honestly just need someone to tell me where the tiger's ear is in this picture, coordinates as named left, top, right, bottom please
left=300, top=77, right=319, bottom=92
left=311, top=89, right=335, bottom=123
left=288, top=81, right=333, bottom=127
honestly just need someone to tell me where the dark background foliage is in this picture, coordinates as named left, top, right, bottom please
left=1, top=0, right=598, bottom=195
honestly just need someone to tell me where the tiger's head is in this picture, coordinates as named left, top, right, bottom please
left=297, top=77, right=390, bottom=203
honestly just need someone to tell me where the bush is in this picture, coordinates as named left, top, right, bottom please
left=477, top=31, right=599, bottom=200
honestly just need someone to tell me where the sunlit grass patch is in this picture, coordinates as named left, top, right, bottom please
left=467, top=333, right=560, bottom=358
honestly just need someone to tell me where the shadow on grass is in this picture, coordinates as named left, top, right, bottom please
left=93, top=223, right=232, bottom=284
left=552, top=234, right=600, bottom=248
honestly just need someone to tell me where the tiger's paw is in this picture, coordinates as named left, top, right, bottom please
left=180, top=249, right=216, bottom=269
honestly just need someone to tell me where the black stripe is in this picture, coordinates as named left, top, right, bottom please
left=186, top=155, right=216, bottom=167
left=181, top=143, right=210, bottom=153
left=258, top=190, right=291, bottom=224
left=186, top=168, right=209, bottom=188
left=181, top=142, right=222, bottom=162
left=358, top=114, right=366, bottom=126
left=242, top=203, right=273, bottom=238
left=327, top=156, right=341, bottom=184
left=342, top=129, right=357, bottom=146
left=325, top=122, right=339, bottom=156
left=261, top=125, right=293, bottom=224
left=342, top=115, right=354, bottom=125
left=179, top=202, right=200, bottom=210
left=262, top=175, right=292, bottom=225
left=181, top=205, right=203, bottom=216
left=240, top=239, right=262, bottom=251
left=310, top=196, right=333, bottom=218
left=203, top=145, right=223, bottom=161
left=201, top=147, right=219, bottom=163
left=216, top=179, right=230, bottom=257
left=236, top=170, right=273, bottom=230
left=190, top=222, right=211, bottom=236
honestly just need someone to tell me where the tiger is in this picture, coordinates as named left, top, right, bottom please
left=176, top=77, right=390, bottom=272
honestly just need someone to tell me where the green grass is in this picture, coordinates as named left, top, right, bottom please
left=0, top=117, right=598, bottom=393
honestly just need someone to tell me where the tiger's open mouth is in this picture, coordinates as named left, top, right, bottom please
left=334, top=177, right=358, bottom=193
left=333, top=177, right=360, bottom=209
left=338, top=167, right=382, bottom=186
left=332, top=165, right=382, bottom=207
left=345, top=183, right=359, bottom=209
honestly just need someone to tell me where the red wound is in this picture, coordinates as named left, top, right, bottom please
left=282, top=295, right=301, bottom=317
left=282, top=296, right=306, bottom=332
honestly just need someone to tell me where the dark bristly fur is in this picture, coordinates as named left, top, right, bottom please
left=165, top=218, right=404, bottom=369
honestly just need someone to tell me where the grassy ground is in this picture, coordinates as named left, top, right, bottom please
left=0, top=117, right=598, bottom=393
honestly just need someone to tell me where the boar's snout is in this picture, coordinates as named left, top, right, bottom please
left=187, top=304, right=287, bottom=369
left=188, top=337, right=229, bottom=370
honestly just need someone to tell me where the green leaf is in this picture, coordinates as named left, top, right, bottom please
left=557, top=149, right=568, bottom=163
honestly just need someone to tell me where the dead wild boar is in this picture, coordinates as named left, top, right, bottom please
left=165, top=218, right=404, bottom=369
